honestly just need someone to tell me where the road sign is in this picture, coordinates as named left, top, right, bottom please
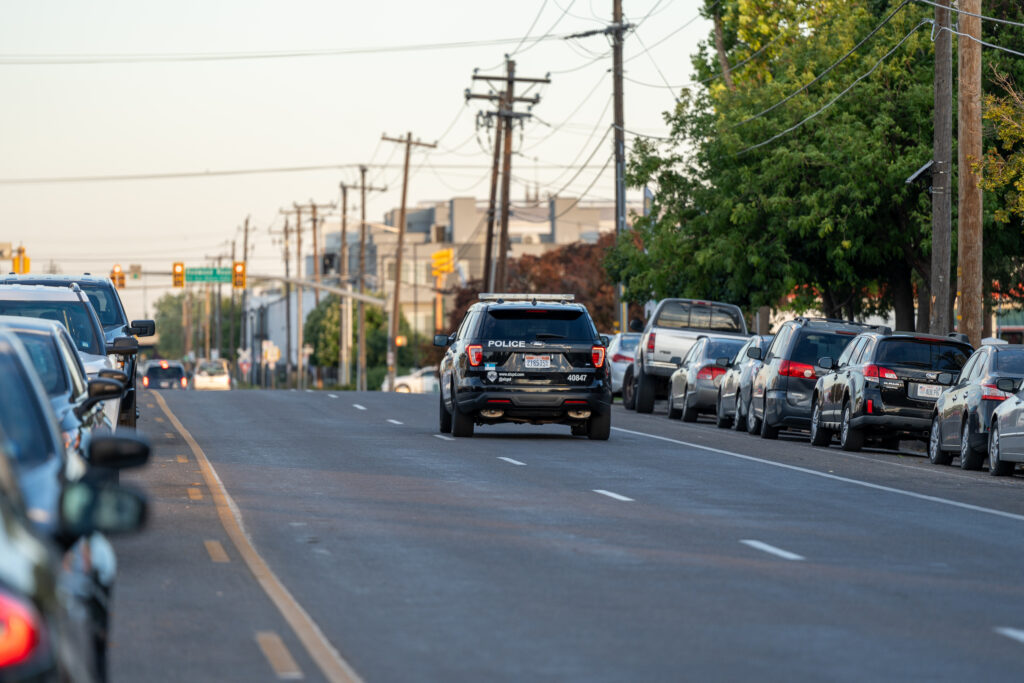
left=237, top=347, right=251, bottom=364
left=186, top=267, right=233, bottom=283
left=129, top=264, right=142, bottom=279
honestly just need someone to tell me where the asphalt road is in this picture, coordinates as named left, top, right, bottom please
left=111, top=389, right=1024, bottom=682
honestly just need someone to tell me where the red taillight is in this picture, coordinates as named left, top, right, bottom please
left=982, top=383, right=1011, bottom=401
left=696, top=365, right=726, bottom=380
left=159, top=360, right=169, bottom=369
left=0, top=591, right=41, bottom=668
left=647, top=332, right=656, bottom=352
left=779, top=360, right=816, bottom=380
left=142, top=376, right=149, bottom=388
left=611, top=353, right=632, bottom=363
left=864, top=364, right=898, bottom=381
left=180, top=377, right=188, bottom=388
left=592, top=346, right=606, bottom=368
left=867, top=399, right=874, bottom=414
left=467, top=345, right=483, bottom=367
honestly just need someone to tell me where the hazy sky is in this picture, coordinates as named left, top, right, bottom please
left=0, top=1, right=711, bottom=318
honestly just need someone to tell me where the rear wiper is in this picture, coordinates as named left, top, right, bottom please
left=534, top=333, right=566, bottom=340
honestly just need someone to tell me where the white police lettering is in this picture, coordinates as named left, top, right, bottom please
left=487, top=340, right=526, bottom=348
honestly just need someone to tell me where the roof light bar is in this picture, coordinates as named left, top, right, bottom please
left=478, top=293, right=575, bottom=302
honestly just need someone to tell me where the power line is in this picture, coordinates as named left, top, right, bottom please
left=512, top=0, right=579, bottom=59
left=623, top=4, right=713, bottom=64
left=936, top=24, right=1024, bottom=59
left=511, top=0, right=551, bottom=55
left=913, top=0, right=1024, bottom=29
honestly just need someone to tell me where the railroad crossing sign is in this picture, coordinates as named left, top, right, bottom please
left=186, top=267, right=233, bottom=283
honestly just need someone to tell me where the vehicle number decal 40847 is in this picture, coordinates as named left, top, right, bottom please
left=567, top=374, right=587, bottom=382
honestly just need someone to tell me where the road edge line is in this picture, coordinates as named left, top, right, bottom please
left=152, top=391, right=363, bottom=683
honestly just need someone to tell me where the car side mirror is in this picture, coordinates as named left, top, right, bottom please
left=715, top=357, right=731, bottom=368
left=817, top=357, right=835, bottom=371
left=128, top=319, right=156, bottom=337
left=75, top=378, right=123, bottom=418
left=98, top=369, right=128, bottom=385
left=746, top=347, right=762, bottom=360
left=59, top=482, right=147, bottom=538
left=628, top=318, right=644, bottom=333
left=87, top=434, right=151, bottom=469
left=433, top=334, right=452, bottom=347
left=599, top=335, right=610, bottom=347
left=110, top=336, right=139, bottom=356
left=996, top=377, right=1020, bottom=393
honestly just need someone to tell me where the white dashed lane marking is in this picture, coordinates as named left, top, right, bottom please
left=995, top=627, right=1024, bottom=645
left=498, top=457, right=526, bottom=466
left=353, top=404, right=366, bottom=411
left=433, top=434, right=455, bottom=442
left=593, top=489, right=633, bottom=502
left=740, top=540, right=805, bottom=561
left=387, top=419, right=403, bottom=425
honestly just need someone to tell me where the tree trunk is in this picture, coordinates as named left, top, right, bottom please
left=916, top=279, right=930, bottom=333
left=892, top=266, right=916, bottom=331
left=821, top=289, right=838, bottom=319
left=713, top=10, right=735, bottom=91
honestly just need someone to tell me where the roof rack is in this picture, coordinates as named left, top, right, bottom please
left=793, top=316, right=891, bottom=334
left=947, top=331, right=970, bottom=344
left=479, top=293, right=576, bottom=303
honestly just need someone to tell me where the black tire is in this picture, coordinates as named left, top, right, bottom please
left=734, top=395, right=749, bottom=432
left=809, top=399, right=832, bottom=446
left=715, top=392, right=733, bottom=429
left=989, top=423, right=1014, bottom=476
left=451, top=395, right=474, bottom=438
left=959, top=418, right=985, bottom=470
left=928, top=415, right=953, bottom=465
left=439, top=390, right=452, bottom=434
left=681, top=388, right=698, bottom=422
left=839, top=401, right=863, bottom=451
left=622, top=367, right=636, bottom=410
left=587, top=411, right=611, bottom=440
left=746, top=399, right=762, bottom=435
left=666, top=392, right=682, bottom=420
left=635, top=365, right=655, bottom=414
left=759, top=399, right=779, bottom=439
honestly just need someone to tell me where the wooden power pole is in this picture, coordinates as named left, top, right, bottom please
left=957, top=0, right=983, bottom=347
left=339, top=182, right=352, bottom=387
left=931, top=0, right=953, bottom=335
left=381, top=132, right=436, bottom=392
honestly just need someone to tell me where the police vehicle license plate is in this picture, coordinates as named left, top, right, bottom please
left=524, top=354, right=551, bottom=369
left=914, top=383, right=942, bottom=399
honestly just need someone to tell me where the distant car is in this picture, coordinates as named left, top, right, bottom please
left=381, top=367, right=439, bottom=393
left=928, top=340, right=1024, bottom=469
left=667, top=335, right=748, bottom=422
left=142, top=360, right=188, bottom=390
left=0, top=274, right=155, bottom=428
left=716, top=334, right=773, bottom=430
left=606, top=332, right=641, bottom=395
left=193, top=359, right=231, bottom=391
left=811, top=330, right=972, bottom=452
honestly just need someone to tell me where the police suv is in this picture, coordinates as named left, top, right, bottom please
left=435, top=293, right=612, bottom=439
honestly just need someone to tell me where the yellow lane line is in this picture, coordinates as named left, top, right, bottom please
left=256, top=631, right=304, bottom=680
left=177, top=455, right=189, bottom=463
left=204, top=540, right=230, bottom=563
left=151, top=391, right=362, bottom=683
left=187, top=487, right=204, bottom=501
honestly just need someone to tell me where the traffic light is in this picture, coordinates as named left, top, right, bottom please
left=111, top=264, right=125, bottom=289
left=431, top=248, right=454, bottom=277
left=232, top=261, right=246, bottom=289
left=172, top=262, right=185, bottom=288
left=12, top=247, right=29, bottom=274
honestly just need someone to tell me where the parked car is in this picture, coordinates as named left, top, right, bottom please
left=667, top=335, right=748, bottom=422
left=0, top=274, right=155, bottom=428
left=142, top=360, right=188, bottom=390
left=606, top=332, right=641, bottom=395
left=985, top=375, right=1024, bottom=476
left=626, top=298, right=749, bottom=413
left=928, top=339, right=1024, bottom=469
left=748, top=318, right=889, bottom=438
left=193, top=358, right=231, bottom=391
left=380, top=367, right=439, bottom=393
left=811, top=330, right=972, bottom=451
left=716, top=334, right=773, bottom=431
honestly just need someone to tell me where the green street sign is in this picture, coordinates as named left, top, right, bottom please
left=185, top=267, right=233, bottom=283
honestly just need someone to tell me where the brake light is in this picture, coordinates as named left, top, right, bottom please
left=142, top=376, right=149, bottom=388
left=647, top=332, right=656, bottom=352
left=592, top=346, right=606, bottom=368
left=864, top=364, right=898, bottom=381
left=0, top=591, right=41, bottom=668
left=159, top=360, right=169, bottom=369
left=180, top=377, right=188, bottom=388
left=696, top=365, right=726, bottom=380
left=467, top=345, right=483, bottom=367
left=611, top=353, right=632, bottom=363
left=982, top=383, right=1011, bottom=401
left=779, top=360, right=816, bottom=380
left=867, top=399, right=874, bottom=414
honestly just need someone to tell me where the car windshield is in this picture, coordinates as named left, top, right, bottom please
left=147, top=366, right=185, bottom=380
left=0, top=300, right=103, bottom=355
left=706, top=338, right=747, bottom=360
left=478, top=308, right=597, bottom=341
left=81, top=283, right=125, bottom=330
left=198, top=361, right=227, bottom=375
left=792, top=332, right=856, bottom=365
left=619, top=335, right=640, bottom=352
left=11, top=332, right=67, bottom=397
left=994, top=349, right=1024, bottom=374
left=876, top=339, right=970, bottom=371
left=0, top=353, right=58, bottom=467
left=654, top=301, right=744, bottom=333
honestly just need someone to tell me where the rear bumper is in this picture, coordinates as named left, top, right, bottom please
left=849, top=412, right=931, bottom=437
left=765, top=390, right=811, bottom=430
left=455, top=382, right=612, bottom=423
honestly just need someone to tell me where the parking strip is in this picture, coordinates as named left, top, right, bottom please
left=256, top=630, right=304, bottom=680
left=204, top=540, right=231, bottom=563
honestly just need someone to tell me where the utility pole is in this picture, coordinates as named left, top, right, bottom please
left=271, top=218, right=293, bottom=385
left=240, top=216, right=250, bottom=384
left=382, top=132, right=437, bottom=392
left=357, top=166, right=388, bottom=392
left=215, top=254, right=223, bottom=358
left=294, top=203, right=304, bottom=390
left=467, top=59, right=549, bottom=291
left=957, top=0, right=983, bottom=347
left=339, top=182, right=352, bottom=387
left=484, top=113, right=503, bottom=291
left=930, top=0, right=952, bottom=335
left=229, top=239, right=237, bottom=368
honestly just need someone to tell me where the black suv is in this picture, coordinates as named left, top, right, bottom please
left=811, top=331, right=972, bottom=451
left=747, top=318, right=889, bottom=439
left=434, top=294, right=612, bottom=439
left=0, top=274, right=155, bottom=427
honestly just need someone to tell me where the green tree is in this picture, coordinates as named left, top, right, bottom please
left=151, top=290, right=242, bottom=361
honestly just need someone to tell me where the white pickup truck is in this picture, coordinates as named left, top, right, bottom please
left=624, top=298, right=750, bottom=413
